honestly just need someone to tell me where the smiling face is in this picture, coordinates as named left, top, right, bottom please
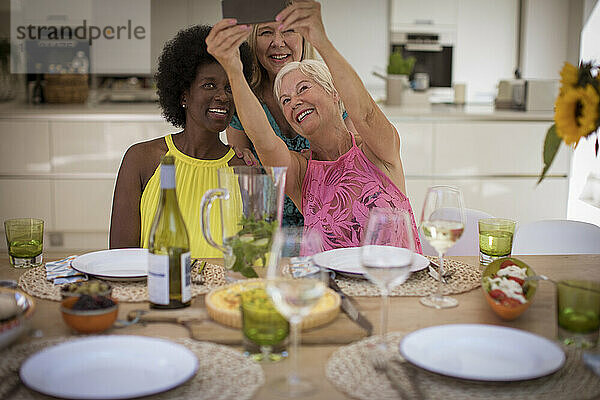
left=182, top=62, right=233, bottom=133
left=255, top=22, right=303, bottom=78
left=278, top=69, right=339, bottom=137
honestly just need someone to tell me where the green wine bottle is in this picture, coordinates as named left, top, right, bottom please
left=148, top=155, right=191, bottom=309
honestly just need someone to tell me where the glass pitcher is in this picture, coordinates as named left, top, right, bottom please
left=200, top=166, right=287, bottom=280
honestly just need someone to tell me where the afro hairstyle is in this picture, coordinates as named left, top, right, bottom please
left=156, top=24, right=252, bottom=128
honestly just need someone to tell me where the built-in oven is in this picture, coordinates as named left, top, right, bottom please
left=390, top=32, right=453, bottom=88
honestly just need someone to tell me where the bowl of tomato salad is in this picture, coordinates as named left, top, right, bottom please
left=482, top=257, right=538, bottom=320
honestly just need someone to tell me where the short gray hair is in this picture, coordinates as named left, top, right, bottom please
left=273, top=59, right=345, bottom=116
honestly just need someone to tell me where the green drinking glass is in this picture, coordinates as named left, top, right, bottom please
left=478, top=218, right=516, bottom=266
left=557, top=280, right=600, bottom=348
left=240, top=284, right=289, bottom=362
left=4, top=218, right=44, bottom=268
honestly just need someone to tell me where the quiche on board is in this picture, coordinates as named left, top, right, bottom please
left=206, top=279, right=341, bottom=330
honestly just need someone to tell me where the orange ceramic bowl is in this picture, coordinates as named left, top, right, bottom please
left=481, top=257, right=537, bottom=321
left=60, top=296, right=118, bottom=334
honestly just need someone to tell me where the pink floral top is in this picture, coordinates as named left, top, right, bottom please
left=301, top=133, right=422, bottom=253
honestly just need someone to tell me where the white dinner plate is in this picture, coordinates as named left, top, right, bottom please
left=71, top=248, right=148, bottom=280
left=20, top=336, right=198, bottom=399
left=312, top=247, right=429, bottom=277
left=399, top=324, right=565, bottom=381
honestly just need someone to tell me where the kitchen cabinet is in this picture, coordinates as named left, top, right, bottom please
left=397, top=122, right=434, bottom=174
left=390, top=0, right=519, bottom=102
left=453, top=0, right=518, bottom=102
left=391, top=0, right=458, bottom=27
left=0, top=179, right=53, bottom=231
left=433, top=121, right=569, bottom=176
left=396, top=122, right=434, bottom=220
left=0, top=116, right=174, bottom=251
left=393, top=118, right=569, bottom=225
left=51, top=121, right=170, bottom=173
left=432, top=177, right=568, bottom=223
left=54, top=179, right=116, bottom=232
left=0, top=121, right=50, bottom=174
left=404, top=178, right=433, bottom=222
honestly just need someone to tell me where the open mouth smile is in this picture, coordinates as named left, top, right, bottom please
left=296, top=108, right=314, bottom=123
left=208, top=108, right=228, bottom=118
left=269, top=54, right=291, bottom=62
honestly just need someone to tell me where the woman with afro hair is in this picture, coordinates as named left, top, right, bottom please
left=109, top=24, right=252, bottom=257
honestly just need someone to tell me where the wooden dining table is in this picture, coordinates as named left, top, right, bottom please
left=2, top=252, right=599, bottom=400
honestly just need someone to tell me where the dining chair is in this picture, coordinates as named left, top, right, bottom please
left=512, top=219, right=600, bottom=255
left=419, top=208, right=494, bottom=257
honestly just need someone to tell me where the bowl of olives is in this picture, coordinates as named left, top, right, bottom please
left=61, top=280, right=112, bottom=299
left=60, top=295, right=118, bottom=334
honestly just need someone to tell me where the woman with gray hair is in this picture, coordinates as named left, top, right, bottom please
left=226, top=20, right=354, bottom=228
left=206, top=0, right=421, bottom=252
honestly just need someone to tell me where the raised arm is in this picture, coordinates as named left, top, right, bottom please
left=206, top=20, right=306, bottom=205
left=276, top=1, right=400, bottom=167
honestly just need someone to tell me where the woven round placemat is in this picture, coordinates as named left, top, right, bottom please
left=18, top=262, right=226, bottom=302
left=335, top=257, right=481, bottom=297
left=326, top=332, right=600, bottom=400
left=0, top=336, right=264, bottom=400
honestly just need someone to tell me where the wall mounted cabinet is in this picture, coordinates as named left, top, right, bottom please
left=394, top=118, right=568, bottom=224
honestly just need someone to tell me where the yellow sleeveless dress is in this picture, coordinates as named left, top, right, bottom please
left=140, top=134, right=238, bottom=258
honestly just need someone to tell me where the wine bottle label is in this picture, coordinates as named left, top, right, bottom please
left=160, top=164, right=176, bottom=189
left=181, top=251, right=191, bottom=303
left=148, top=253, right=169, bottom=305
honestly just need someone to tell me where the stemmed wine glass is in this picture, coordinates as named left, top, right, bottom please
left=266, top=226, right=326, bottom=397
left=360, top=208, right=416, bottom=353
left=420, top=185, right=466, bottom=309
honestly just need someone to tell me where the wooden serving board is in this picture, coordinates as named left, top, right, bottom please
left=127, top=308, right=368, bottom=345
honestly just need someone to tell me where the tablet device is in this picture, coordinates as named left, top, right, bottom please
left=222, top=0, right=288, bottom=25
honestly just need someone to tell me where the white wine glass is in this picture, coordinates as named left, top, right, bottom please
left=266, top=227, right=326, bottom=397
left=420, top=185, right=465, bottom=309
left=360, top=208, right=415, bottom=354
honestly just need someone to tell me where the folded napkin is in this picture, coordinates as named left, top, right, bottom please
left=290, top=257, right=320, bottom=278
left=45, top=256, right=88, bottom=285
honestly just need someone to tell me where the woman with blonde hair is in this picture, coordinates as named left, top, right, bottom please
left=207, top=2, right=421, bottom=252
left=227, top=20, right=353, bottom=227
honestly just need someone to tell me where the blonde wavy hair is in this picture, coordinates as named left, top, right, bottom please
left=247, top=24, right=315, bottom=100
left=273, top=59, right=345, bottom=116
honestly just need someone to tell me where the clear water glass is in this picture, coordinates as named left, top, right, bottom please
left=360, top=208, right=415, bottom=355
left=265, top=227, right=326, bottom=397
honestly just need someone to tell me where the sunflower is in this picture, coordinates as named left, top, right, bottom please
left=559, top=62, right=579, bottom=95
left=554, top=84, right=599, bottom=146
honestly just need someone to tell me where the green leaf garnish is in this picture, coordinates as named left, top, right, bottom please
left=538, top=124, right=562, bottom=184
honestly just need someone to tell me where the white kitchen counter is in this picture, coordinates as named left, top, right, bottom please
left=381, top=103, right=554, bottom=122
left=0, top=101, right=165, bottom=121
left=0, top=100, right=554, bottom=122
